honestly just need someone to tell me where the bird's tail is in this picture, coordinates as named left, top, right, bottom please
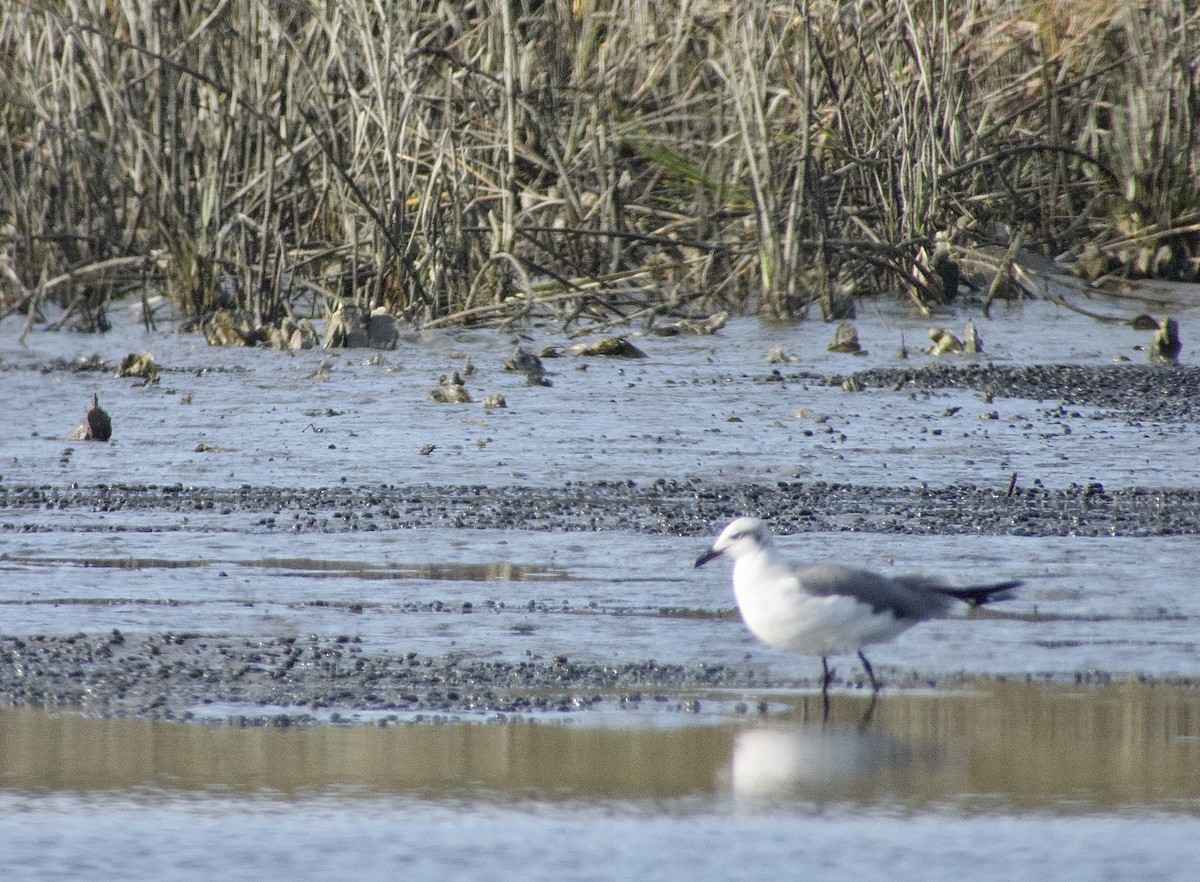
left=939, top=580, right=1022, bottom=607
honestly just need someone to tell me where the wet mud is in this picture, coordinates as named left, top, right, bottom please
left=0, top=630, right=757, bottom=725
left=3, top=311, right=1200, bottom=725
left=2, top=382, right=1199, bottom=723
left=3, top=475, right=1199, bottom=539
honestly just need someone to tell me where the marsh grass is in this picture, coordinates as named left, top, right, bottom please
left=1, top=0, right=1197, bottom=335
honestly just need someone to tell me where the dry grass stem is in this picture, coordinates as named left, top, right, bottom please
left=2, top=0, right=1197, bottom=336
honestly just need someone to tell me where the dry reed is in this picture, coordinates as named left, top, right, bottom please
left=1, top=0, right=1197, bottom=335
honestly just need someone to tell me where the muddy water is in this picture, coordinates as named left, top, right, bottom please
left=2, top=682, right=1200, bottom=881
left=3, top=682, right=1199, bottom=806
left=4, top=288, right=1200, bottom=879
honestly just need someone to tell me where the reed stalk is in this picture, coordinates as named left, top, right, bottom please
left=1, top=0, right=1196, bottom=334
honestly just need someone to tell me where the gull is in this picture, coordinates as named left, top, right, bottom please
left=695, top=517, right=1020, bottom=705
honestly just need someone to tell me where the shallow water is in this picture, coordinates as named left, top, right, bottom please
left=3, top=681, right=1200, bottom=881
left=2, top=527, right=1198, bottom=681
left=4, top=798, right=1195, bottom=882
left=4, top=681, right=1199, bottom=806
left=3, top=289, right=1200, bottom=879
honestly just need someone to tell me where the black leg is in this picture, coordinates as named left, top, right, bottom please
left=857, top=692, right=878, bottom=731
left=857, top=650, right=880, bottom=693
left=820, top=656, right=832, bottom=721
left=820, top=656, right=835, bottom=692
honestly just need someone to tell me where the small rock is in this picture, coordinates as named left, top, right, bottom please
left=482, top=394, right=508, bottom=409
left=367, top=308, right=398, bottom=350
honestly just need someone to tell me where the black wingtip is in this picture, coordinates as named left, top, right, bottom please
left=950, top=580, right=1023, bottom=607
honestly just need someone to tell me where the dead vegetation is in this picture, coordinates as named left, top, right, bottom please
left=1, top=0, right=1197, bottom=336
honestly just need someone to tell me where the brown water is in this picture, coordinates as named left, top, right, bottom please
left=3, top=683, right=1200, bottom=881
left=3, top=681, right=1199, bottom=808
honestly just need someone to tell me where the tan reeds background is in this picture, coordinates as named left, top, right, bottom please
left=2, top=0, right=1197, bottom=333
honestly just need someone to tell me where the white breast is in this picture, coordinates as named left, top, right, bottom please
left=732, top=559, right=912, bottom=655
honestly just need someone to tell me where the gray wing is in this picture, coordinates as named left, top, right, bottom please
left=796, top=564, right=959, bottom=621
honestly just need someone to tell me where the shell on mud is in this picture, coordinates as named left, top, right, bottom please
left=1150, top=318, right=1182, bottom=364
left=202, top=310, right=252, bottom=347
left=568, top=337, right=647, bottom=358
left=68, top=393, right=112, bottom=441
left=323, top=304, right=370, bottom=348
left=827, top=321, right=865, bottom=354
left=504, top=347, right=551, bottom=386
left=926, top=321, right=984, bottom=356
left=652, top=311, right=728, bottom=337
left=927, top=327, right=963, bottom=355
left=963, top=320, right=983, bottom=354
left=115, top=352, right=159, bottom=381
left=292, top=319, right=318, bottom=350
left=1070, top=243, right=1118, bottom=282
left=428, top=372, right=472, bottom=403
